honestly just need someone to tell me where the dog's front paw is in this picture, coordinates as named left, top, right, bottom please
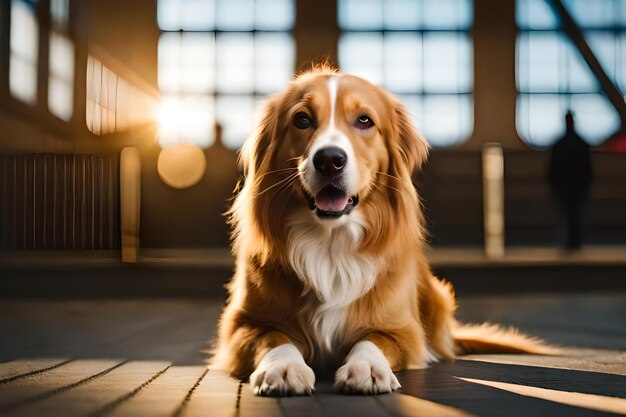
left=334, top=341, right=401, bottom=395
left=250, top=344, right=315, bottom=396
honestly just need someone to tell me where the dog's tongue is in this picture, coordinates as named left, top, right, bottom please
left=314, top=187, right=349, bottom=212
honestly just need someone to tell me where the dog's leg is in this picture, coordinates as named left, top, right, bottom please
left=334, top=338, right=402, bottom=395
left=250, top=342, right=315, bottom=396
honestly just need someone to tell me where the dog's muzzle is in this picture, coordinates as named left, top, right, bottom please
left=304, top=146, right=359, bottom=219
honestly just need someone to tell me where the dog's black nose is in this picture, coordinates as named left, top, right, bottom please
left=313, top=147, right=347, bottom=175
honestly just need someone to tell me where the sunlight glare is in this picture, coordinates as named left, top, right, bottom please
left=156, top=96, right=215, bottom=148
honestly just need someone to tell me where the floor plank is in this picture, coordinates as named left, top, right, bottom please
left=105, top=366, right=207, bottom=417
left=0, top=358, right=71, bottom=383
left=4, top=361, right=170, bottom=417
left=237, top=382, right=285, bottom=417
left=178, top=369, right=243, bottom=417
left=0, top=359, right=125, bottom=410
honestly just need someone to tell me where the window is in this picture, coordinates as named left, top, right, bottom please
left=48, top=0, right=74, bottom=121
left=516, top=0, right=625, bottom=147
left=86, top=56, right=156, bottom=135
left=338, top=0, right=474, bottom=148
left=157, top=0, right=296, bottom=149
left=10, top=0, right=39, bottom=105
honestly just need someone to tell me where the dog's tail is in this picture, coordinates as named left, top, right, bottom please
left=424, top=273, right=559, bottom=357
left=452, top=321, right=559, bottom=355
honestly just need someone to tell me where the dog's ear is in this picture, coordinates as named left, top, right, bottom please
left=393, top=99, right=430, bottom=174
left=240, top=94, right=281, bottom=177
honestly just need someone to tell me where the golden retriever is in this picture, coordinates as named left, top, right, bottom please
left=212, top=66, right=553, bottom=396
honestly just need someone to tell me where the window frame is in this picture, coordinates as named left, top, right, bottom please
left=337, top=0, right=475, bottom=148
left=156, top=0, right=296, bottom=149
left=515, top=0, right=625, bottom=148
left=1, top=0, right=79, bottom=135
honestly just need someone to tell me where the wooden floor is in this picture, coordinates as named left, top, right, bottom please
left=0, top=293, right=624, bottom=417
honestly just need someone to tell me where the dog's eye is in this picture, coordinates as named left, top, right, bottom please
left=294, top=112, right=313, bottom=129
left=355, top=114, right=374, bottom=129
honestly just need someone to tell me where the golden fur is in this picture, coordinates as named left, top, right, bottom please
left=212, top=67, right=554, bottom=391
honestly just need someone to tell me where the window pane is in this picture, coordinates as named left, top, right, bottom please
left=400, top=95, right=474, bottom=148
left=383, top=0, right=422, bottom=30
left=216, top=33, right=254, bottom=93
left=216, top=0, right=254, bottom=31
left=419, top=95, right=473, bottom=147
left=51, top=0, right=70, bottom=27
left=10, top=58, right=38, bottom=104
left=338, top=0, right=383, bottom=30
left=216, top=95, right=255, bottom=149
left=10, top=0, right=39, bottom=104
left=620, top=0, right=626, bottom=26
left=517, top=32, right=561, bottom=92
left=422, top=0, right=472, bottom=30
left=423, top=33, right=472, bottom=93
left=570, top=94, right=621, bottom=146
left=564, top=39, right=598, bottom=92
left=86, top=56, right=101, bottom=105
left=587, top=31, right=625, bottom=91
left=49, top=33, right=74, bottom=121
left=11, top=0, right=38, bottom=63
left=49, top=77, right=73, bottom=121
left=255, top=0, right=295, bottom=30
left=49, top=32, right=74, bottom=81
left=158, top=32, right=215, bottom=94
left=255, top=33, right=295, bottom=94
left=566, top=0, right=614, bottom=29
left=338, top=33, right=384, bottom=85
left=100, top=66, right=112, bottom=110
left=158, top=0, right=215, bottom=31
left=383, top=33, right=422, bottom=93
left=91, top=103, right=102, bottom=135
left=516, top=94, right=566, bottom=147
left=516, top=0, right=558, bottom=30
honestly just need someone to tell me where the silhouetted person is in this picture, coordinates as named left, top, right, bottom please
left=548, top=112, right=593, bottom=251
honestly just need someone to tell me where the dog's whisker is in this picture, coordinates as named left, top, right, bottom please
left=374, top=180, right=401, bottom=194
left=256, top=167, right=298, bottom=180
left=256, top=174, right=298, bottom=198
left=272, top=175, right=297, bottom=197
left=270, top=175, right=299, bottom=201
left=375, top=171, right=401, bottom=182
left=254, top=172, right=299, bottom=198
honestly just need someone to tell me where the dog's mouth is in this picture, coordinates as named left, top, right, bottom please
left=307, top=186, right=359, bottom=219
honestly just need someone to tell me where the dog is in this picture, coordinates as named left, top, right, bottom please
left=212, top=66, right=554, bottom=396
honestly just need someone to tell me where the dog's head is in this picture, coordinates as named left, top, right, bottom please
left=233, top=67, right=429, bottom=253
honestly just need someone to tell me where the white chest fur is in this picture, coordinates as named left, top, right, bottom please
left=287, top=211, right=378, bottom=351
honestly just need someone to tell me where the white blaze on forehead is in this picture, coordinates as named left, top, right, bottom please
left=298, top=75, right=359, bottom=198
